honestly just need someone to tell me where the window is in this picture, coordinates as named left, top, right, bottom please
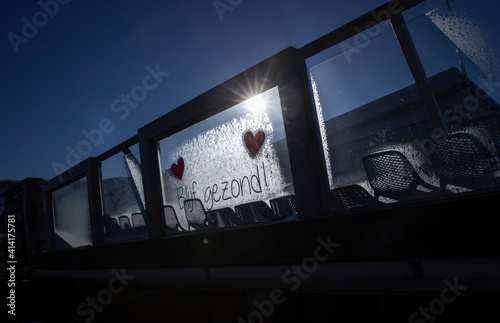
left=403, top=0, right=500, bottom=192
left=309, top=0, right=500, bottom=211
left=52, top=177, right=92, bottom=249
left=100, top=144, right=147, bottom=243
left=158, top=86, right=297, bottom=231
left=309, top=23, right=421, bottom=204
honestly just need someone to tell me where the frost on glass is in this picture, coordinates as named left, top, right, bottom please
left=406, top=0, right=500, bottom=103
left=101, top=144, right=147, bottom=243
left=310, top=74, right=334, bottom=189
left=158, top=86, right=295, bottom=230
left=52, top=177, right=92, bottom=249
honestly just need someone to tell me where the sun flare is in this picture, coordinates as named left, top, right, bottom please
left=245, top=94, right=267, bottom=113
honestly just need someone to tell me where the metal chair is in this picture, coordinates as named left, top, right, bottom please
left=430, top=132, right=496, bottom=189
left=460, top=115, right=500, bottom=170
left=131, top=212, right=146, bottom=228
left=118, top=215, right=131, bottom=230
left=206, top=208, right=240, bottom=228
left=235, top=201, right=276, bottom=224
left=362, top=150, right=439, bottom=201
left=184, top=199, right=210, bottom=231
left=269, top=195, right=298, bottom=219
left=103, top=217, right=119, bottom=234
left=461, top=116, right=500, bottom=146
left=164, top=205, right=186, bottom=233
left=330, top=185, right=378, bottom=210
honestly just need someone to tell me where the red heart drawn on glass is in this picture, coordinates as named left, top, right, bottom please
left=244, top=131, right=265, bottom=157
left=171, top=157, right=184, bottom=180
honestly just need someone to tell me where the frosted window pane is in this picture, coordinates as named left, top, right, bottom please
left=158, top=86, right=296, bottom=231
left=309, top=28, right=417, bottom=191
left=101, top=144, right=148, bottom=243
left=52, top=177, right=92, bottom=249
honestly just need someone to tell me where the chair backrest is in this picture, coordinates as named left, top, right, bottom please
left=235, top=201, right=275, bottom=224
left=206, top=208, right=238, bottom=228
left=270, top=195, right=298, bottom=219
left=362, top=150, right=425, bottom=200
left=461, top=115, right=500, bottom=154
left=164, top=205, right=182, bottom=232
left=118, top=215, right=131, bottom=230
left=430, top=132, right=494, bottom=188
left=104, top=216, right=119, bottom=234
left=184, top=199, right=208, bottom=230
left=131, top=212, right=146, bottom=228
left=330, top=185, right=376, bottom=210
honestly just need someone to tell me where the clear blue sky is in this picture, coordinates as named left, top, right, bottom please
left=0, top=0, right=390, bottom=181
left=3, top=0, right=498, bottom=182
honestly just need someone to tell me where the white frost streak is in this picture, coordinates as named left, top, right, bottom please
left=427, top=10, right=499, bottom=79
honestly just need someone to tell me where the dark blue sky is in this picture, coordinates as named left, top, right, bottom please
left=1, top=0, right=389, bottom=180
left=3, top=0, right=498, bottom=182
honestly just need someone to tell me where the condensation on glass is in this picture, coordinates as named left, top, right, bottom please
left=100, top=144, right=148, bottom=243
left=52, top=177, right=92, bottom=249
left=158, top=86, right=296, bottom=232
left=309, top=0, right=500, bottom=211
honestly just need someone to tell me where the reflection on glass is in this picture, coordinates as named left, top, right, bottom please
left=158, top=86, right=296, bottom=232
left=101, top=144, right=148, bottom=243
left=52, top=177, right=91, bottom=249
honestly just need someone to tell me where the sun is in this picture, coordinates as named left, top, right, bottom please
left=245, top=94, right=267, bottom=113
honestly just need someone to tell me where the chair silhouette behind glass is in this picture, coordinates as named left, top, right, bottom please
left=269, top=195, right=298, bottom=219
left=104, top=217, right=119, bottom=234
left=118, top=215, right=131, bottom=230
left=131, top=212, right=146, bottom=228
left=164, top=205, right=187, bottom=233
left=184, top=199, right=210, bottom=231
left=206, top=208, right=240, bottom=228
left=362, top=150, right=439, bottom=201
left=430, top=132, right=496, bottom=189
left=330, top=185, right=378, bottom=210
left=235, top=201, right=276, bottom=224
left=460, top=116, right=500, bottom=170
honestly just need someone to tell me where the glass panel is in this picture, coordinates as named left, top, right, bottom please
left=310, top=26, right=421, bottom=198
left=101, top=144, right=147, bottom=243
left=311, top=1, right=500, bottom=211
left=158, top=86, right=296, bottom=232
left=403, top=0, right=500, bottom=190
left=52, top=177, right=92, bottom=249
